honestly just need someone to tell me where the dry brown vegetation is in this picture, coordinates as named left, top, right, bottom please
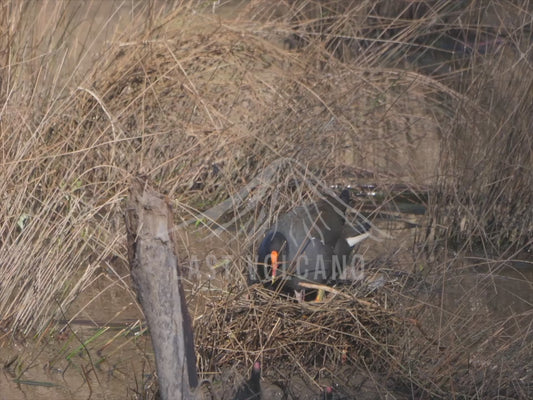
left=0, top=1, right=531, bottom=399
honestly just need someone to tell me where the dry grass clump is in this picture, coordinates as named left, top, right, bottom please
left=243, top=0, right=533, bottom=253
left=68, top=0, right=453, bottom=211
left=0, top=0, right=140, bottom=335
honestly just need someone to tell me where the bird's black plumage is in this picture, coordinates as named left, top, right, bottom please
left=257, top=190, right=370, bottom=299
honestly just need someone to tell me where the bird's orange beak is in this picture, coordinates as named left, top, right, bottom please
left=271, top=250, right=278, bottom=283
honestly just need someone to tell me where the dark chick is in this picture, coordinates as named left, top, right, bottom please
left=234, top=361, right=261, bottom=400
left=321, top=386, right=348, bottom=400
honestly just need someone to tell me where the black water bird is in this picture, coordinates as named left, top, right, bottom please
left=257, top=190, right=370, bottom=301
left=234, top=361, right=261, bottom=400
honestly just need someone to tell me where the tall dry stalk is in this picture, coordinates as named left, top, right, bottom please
left=0, top=0, right=175, bottom=334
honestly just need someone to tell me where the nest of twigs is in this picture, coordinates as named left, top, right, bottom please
left=194, top=280, right=400, bottom=379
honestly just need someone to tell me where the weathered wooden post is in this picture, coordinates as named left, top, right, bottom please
left=125, top=178, right=198, bottom=399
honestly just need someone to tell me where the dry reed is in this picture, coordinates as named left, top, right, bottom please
left=0, top=0, right=531, bottom=398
